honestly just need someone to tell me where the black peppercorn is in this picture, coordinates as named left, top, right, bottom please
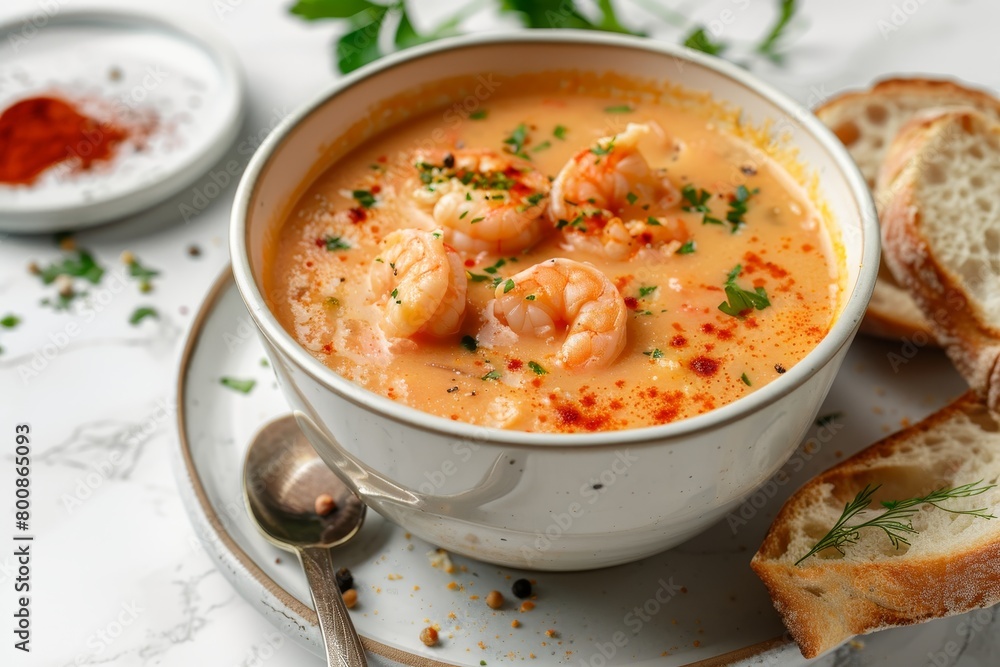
left=511, top=578, right=532, bottom=599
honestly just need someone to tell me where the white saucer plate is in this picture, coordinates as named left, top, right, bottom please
left=0, top=10, right=244, bottom=233
left=172, top=268, right=999, bottom=667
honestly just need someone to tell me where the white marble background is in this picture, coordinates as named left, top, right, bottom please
left=3, top=1, right=1000, bottom=665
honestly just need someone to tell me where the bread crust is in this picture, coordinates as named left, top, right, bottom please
left=751, top=391, right=1000, bottom=658
left=816, top=77, right=1000, bottom=345
left=879, top=109, right=1000, bottom=412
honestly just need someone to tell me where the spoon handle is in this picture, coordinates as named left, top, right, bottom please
left=299, top=546, right=368, bottom=667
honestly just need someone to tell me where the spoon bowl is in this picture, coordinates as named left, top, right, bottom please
left=243, top=414, right=368, bottom=666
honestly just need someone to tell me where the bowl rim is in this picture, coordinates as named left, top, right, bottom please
left=230, top=29, right=879, bottom=448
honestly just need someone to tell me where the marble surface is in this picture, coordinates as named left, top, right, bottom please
left=3, top=1, right=1000, bottom=665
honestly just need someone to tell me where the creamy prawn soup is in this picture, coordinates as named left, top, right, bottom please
left=268, top=81, right=841, bottom=433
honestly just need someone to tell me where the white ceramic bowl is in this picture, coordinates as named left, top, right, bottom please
left=231, top=32, right=878, bottom=571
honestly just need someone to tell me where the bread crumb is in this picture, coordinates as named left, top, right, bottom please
left=478, top=641, right=487, bottom=650
left=447, top=612, right=457, bottom=620
left=511, top=619, right=520, bottom=628
left=693, top=640, right=701, bottom=647
left=486, top=590, right=504, bottom=609
left=387, top=573, right=402, bottom=581
left=419, top=626, right=438, bottom=647
left=413, top=585, right=420, bottom=591
left=545, top=629, right=558, bottom=638
left=59, top=236, right=76, bottom=251
left=520, top=600, right=535, bottom=612
left=342, top=589, right=358, bottom=609
left=447, top=581, right=458, bottom=591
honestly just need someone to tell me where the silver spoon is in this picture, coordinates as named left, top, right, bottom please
left=243, top=415, right=367, bottom=667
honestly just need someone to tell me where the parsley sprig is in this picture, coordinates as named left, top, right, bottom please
left=725, top=185, right=758, bottom=233
left=718, top=265, right=770, bottom=318
left=681, top=185, right=723, bottom=226
left=796, top=481, right=996, bottom=565
left=290, top=1, right=800, bottom=74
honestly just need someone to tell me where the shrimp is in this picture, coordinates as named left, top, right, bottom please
left=369, top=228, right=467, bottom=338
left=492, top=258, right=627, bottom=371
left=549, top=123, right=687, bottom=260
left=410, top=149, right=551, bottom=254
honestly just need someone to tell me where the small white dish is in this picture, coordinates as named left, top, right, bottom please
left=172, top=267, right=973, bottom=666
left=0, top=9, right=245, bottom=233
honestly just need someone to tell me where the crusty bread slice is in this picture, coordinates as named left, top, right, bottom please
left=880, top=109, right=1000, bottom=412
left=751, top=391, right=1000, bottom=658
left=816, top=78, right=1000, bottom=342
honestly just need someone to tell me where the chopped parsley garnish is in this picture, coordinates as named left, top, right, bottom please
left=590, top=141, right=614, bottom=156
left=681, top=185, right=723, bottom=225
left=324, top=235, right=351, bottom=251
left=390, top=288, right=401, bottom=304
left=646, top=216, right=662, bottom=226
left=127, top=256, right=160, bottom=293
left=220, top=377, right=256, bottom=394
left=469, top=109, right=488, bottom=120
left=643, top=348, right=664, bottom=359
left=528, top=361, right=547, bottom=375
left=638, top=285, right=657, bottom=298
left=481, top=370, right=502, bottom=381
left=38, top=249, right=104, bottom=285
left=352, top=189, right=377, bottom=208
left=626, top=191, right=638, bottom=205
left=531, top=140, right=552, bottom=153
left=128, top=306, right=158, bottom=325
left=483, top=258, right=506, bottom=274
left=525, top=294, right=536, bottom=300
left=459, top=210, right=469, bottom=219
left=741, top=373, right=752, bottom=386
left=1, top=314, right=20, bottom=328
left=725, top=185, right=759, bottom=233
left=461, top=335, right=478, bottom=352
left=503, top=278, right=516, bottom=294
left=718, top=264, right=771, bottom=318
left=683, top=27, right=727, bottom=56
left=502, top=123, right=530, bottom=159
left=526, top=192, right=545, bottom=206
left=677, top=240, right=696, bottom=254
left=470, top=216, right=484, bottom=224
left=815, top=412, right=843, bottom=427
left=557, top=215, right=587, bottom=231
left=604, top=104, right=634, bottom=113
left=553, top=125, right=568, bottom=140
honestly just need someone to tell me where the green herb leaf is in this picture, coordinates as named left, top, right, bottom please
left=815, top=412, right=843, bottom=427
left=531, top=140, right=552, bottom=153
left=528, top=361, right=547, bottom=375
left=643, top=348, right=664, bottom=359
left=502, top=123, right=530, bottom=159
left=626, top=191, right=638, bottom=205
left=725, top=185, right=758, bottom=233
left=553, top=124, right=568, bottom=140
left=333, top=6, right=389, bottom=74
left=638, top=285, right=657, bottom=298
left=461, top=335, right=478, bottom=352
left=590, top=141, right=613, bottom=156
left=604, top=104, right=634, bottom=114
left=128, top=306, right=158, bottom=326
left=676, top=240, right=696, bottom=255
left=289, top=0, right=379, bottom=20
left=481, top=370, right=502, bottom=381
left=469, top=109, right=488, bottom=120
left=718, top=265, right=771, bottom=318
left=127, top=256, right=160, bottom=292
left=682, top=26, right=727, bottom=56
left=741, top=372, right=752, bottom=386
left=796, top=481, right=996, bottom=566
left=352, top=189, right=377, bottom=208
left=646, top=216, right=662, bottom=227
left=38, top=249, right=105, bottom=285
left=0, top=314, right=20, bottom=329
left=503, top=278, right=516, bottom=294
left=221, top=377, right=256, bottom=394
left=324, top=235, right=352, bottom=251
left=756, top=0, right=798, bottom=63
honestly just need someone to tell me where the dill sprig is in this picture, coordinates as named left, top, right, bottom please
left=795, top=480, right=997, bottom=566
